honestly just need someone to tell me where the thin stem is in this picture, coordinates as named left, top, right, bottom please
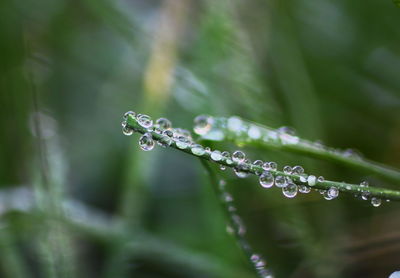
left=198, top=116, right=400, bottom=185
left=126, top=115, right=400, bottom=202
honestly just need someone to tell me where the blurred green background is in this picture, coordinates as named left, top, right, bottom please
left=1, top=0, right=400, bottom=277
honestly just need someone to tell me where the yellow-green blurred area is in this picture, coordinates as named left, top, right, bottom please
left=1, top=0, right=400, bottom=277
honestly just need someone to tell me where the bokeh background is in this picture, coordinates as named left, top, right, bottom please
left=1, top=0, right=400, bottom=277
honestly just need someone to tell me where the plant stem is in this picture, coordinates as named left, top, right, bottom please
left=200, top=116, right=400, bottom=185
left=126, top=115, right=400, bottom=202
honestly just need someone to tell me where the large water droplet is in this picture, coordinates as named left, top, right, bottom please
left=139, top=133, right=155, bottom=151
left=222, top=151, right=233, bottom=164
left=191, top=144, right=205, bottom=156
left=193, top=115, right=213, bottom=135
left=275, top=176, right=287, bottom=188
left=259, top=171, right=274, bottom=188
left=156, top=118, right=172, bottom=130
left=211, top=150, right=223, bottom=161
left=175, top=136, right=190, bottom=149
left=232, top=151, right=245, bottom=163
left=282, top=183, right=298, bottom=198
left=227, top=116, right=243, bottom=132
left=327, top=187, right=339, bottom=199
left=122, top=126, right=134, bottom=136
left=248, top=125, right=262, bottom=139
left=283, top=166, right=292, bottom=175
left=371, top=197, right=381, bottom=207
left=253, top=160, right=263, bottom=175
left=234, top=163, right=249, bottom=178
left=299, top=185, right=311, bottom=193
left=137, top=114, right=153, bottom=129
left=269, top=162, right=277, bottom=171
left=292, top=165, right=304, bottom=175
left=307, top=175, right=316, bottom=186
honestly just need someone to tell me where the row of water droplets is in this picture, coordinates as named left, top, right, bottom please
left=219, top=179, right=273, bottom=278
left=192, top=115, right=383, bottom=206
left=121, top=112, right=383, bottom=207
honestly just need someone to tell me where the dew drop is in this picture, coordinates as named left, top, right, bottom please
left=327, top=187, right=339, bottom=199
left=158, top=130, right=173, bottom=147
left=222, top=151, right=233, bottom=164
left=232, top=151, right=245, bottom=163
left=191, top=144, right=205, bottom=156
left=211, top=150, right=223, bottom=161
left=282, top=183, right=298, bottom=198
left=299, top=175, right=307, bottom=183
left=323, top=191, right=334, bottom=200
left=156, top=117, right=172, bottom=130
left=360, top=181, right=369, bottom=187
left=123, top=111, right=135, bottom=120
left=193, top=115, right=213, bottom=135
left=361, top=191, right=370, bottom=200
left=275, top=176, right=287, bottom=188
left=234, top=163, right=249, bottom=178
left=175, top=136, right=190, bottom=149
left=122, top=126, right=134, bottom=136
left=259, top=171, right=274, bottom=188
left=139, top=133, right=155, bottom=151
left=262, top=162, right=270, bottom=171
left=317, top=176, right=325, bottom=183
left=137, top=114, right=153, bottom=129
left=121, top=120, right=127, bottom=128
left=248, top=125, right=262, bottom=139
left=283, top=166, right=292, bottom=175
left=299, top=185, right=311, bottom=194
left=227, top=116, right=243, bottom=132
left=371, top=197, right=381, bottom=207
left=220, top=165, right=226, bottom=171
left=253, top=160, right=264, bottom=175
left=269, top=162, right=277, bottom=171
left=292, top=165, right=304, bottom=175
left=306, top=175, right=316, bottom=186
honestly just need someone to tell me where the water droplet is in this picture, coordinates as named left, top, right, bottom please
left=191, top=144, right=205, bottom=156
left=222, top=151, right=233, bottom=164
left=156, top=118, right=172, bottom=130
left=175, top=136, right=190, bottom=149
left=232, top=151, right=245, bottom=163
left=299, top=175, right=307, bottom=183
left=317, top=176, right=325, bottom=183
left=123, top=111, right=135, bottom=120
left=262, top=162, right=270, bottom=171
left=282, top=183, right=298, bottom=198
left=361, top=191, right=370, bottom=200
left=283, top=166, right=292, bottom=175
left=259, top=171, right=274, bottom=188
left=323, top=190, right=334, bottom=200
left=292, top=165, right=304, bottom=175
left=220, top=165, right=226, bottom=171
left=234, top=163, right=249, bottom=178
left=122, top=126, right=134, bottom=136
left=222, top=192, right=234, bottom=202
left=269, top=162, right=277, bottom=171
left=219, top=179, right=226, bottom=189
left=389, top=271, right=400, bottom=278
left=371, top=197, right=381, bottom=207
left=307, top=175, right=316, bottom=186
left=232, top=214, right=246, bottom=236
left=253, top=160, right=264, bottom=175
left=299, top=185, right=311, bottom=193
left=139, top=133, right=155, bottom=151
left=121, top=120, right=127, bottom=128
left=193, top=115, right=213, bottom=135
left=360, top=181, right=369, bottom=187
left=275, top=176, right=287, bottom=188
left=211, top=150, right=223, bottom=161
left=227, top=116, right=243, bottom=132
left=137, top=114, right=153, bottom=129
left=327, top=187, right=339, bottom=199
left=248, top=125, right=262, bottom=139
